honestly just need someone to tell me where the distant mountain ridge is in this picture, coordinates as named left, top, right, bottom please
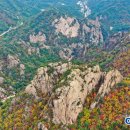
left=1, top=0, right=130, bottom=34
left=88, top=0, right=130, bottom=34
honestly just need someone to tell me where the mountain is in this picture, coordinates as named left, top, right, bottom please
left=0, top=8, right=105, bottom=93
left=1, top=62, right=129, bottom=130
left=0, top=7, right=129, bottom=92
left=0, top=0, right=82, bottom=33
left=0, top=62, right=129, bottom=129
left=0, top=1, right=130, bottom=130
left=0, top=0, right=129, bottom=103
left=1, top=0, right=130, bottom=33
left=88, top=0, right=130, bottom=35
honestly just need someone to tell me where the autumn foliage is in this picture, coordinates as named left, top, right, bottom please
left=78, top=87, right=130, bottom=130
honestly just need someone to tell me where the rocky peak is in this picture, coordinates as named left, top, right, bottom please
left=90, top=69, right=123, bottom=109
left=85, top=18, right=103, bottom=45
left=25, top=62, right=123, bottom=125
left=29, top=32, right=46, bottom=44
left=20, top=64, right=25, bottom=75
left=52, top=16, right=103, bottom=45
left=6, top=54, right=20, bottom=69
left=25, top=62, right=72, bottom=97
left=53, top=16, right=80, bottom=38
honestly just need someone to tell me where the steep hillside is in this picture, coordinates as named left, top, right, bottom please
left=0, top=62, right=126, bottom=130
left=0, top=2, right=130, bottom=129
left=0, top=0, right=39, bottom=33
left=108, top=33, right=130, bottom=77
left=1, top=0, right=130, bottom=35
left=0, top=8, right=105, bottom=96
left=78, top=86, right=130, bottom=130
left=0, top=8, right=130, bottom=100
left=88, top=0, right=130, bottom=35
left=0, top=0, right=83, bottom=34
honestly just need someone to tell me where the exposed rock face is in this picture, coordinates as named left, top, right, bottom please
left=59, top=43, right=89, bottom=60
left=53, top=17, right=80, bottom=38
left=53, top=16, right=103, bottom=44
left=97, top=70, right=123, bottom=97
left=53, top=67, right=122, bottom=124
left=83, top=18, right=104, bottom=45
left=90, top=70, right=123, bottom=109
left=27, top=47, right=40, bottom=55
left=105, top=32, right=128, bottom=50
left=0, top=87, right=6, bottom=99
left=7, top=54, right=20, bottom=69
left=25, top=62, right=122, bottom=125
left=59, top=48, right=73, bottom=61
left=53, top=65, right=102, bottom=124
left=26, top=84, right=37, bottom=97
left=38, top=122, right=48, bottom=130
left=25, top=62, right=72, bottom=97
left=18, top=40, right=42, bottom=56
left=29, top=32, right=46, bottom=43
left=20, top=64, right=25, bottom=75
left=0, top=85, right=15, bottom=100
left=51, top=16, right=104, bottom=61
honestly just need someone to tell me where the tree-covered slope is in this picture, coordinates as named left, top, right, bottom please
left=0, top=0, right=81, bottom=33
left=1, top=0, right=130, bottom=35
left=88, top=0, right=130, bottom=35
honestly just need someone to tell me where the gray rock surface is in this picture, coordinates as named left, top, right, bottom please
left=25, top=62, right=123, bottom=125
left=38, top=122, right=48, bottom=130
left=7, top=54, right=19, bottom=69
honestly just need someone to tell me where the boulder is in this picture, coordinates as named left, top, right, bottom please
left=7, top=55, right=19, bottom=69
left=38, top=122, right=48, bottom=130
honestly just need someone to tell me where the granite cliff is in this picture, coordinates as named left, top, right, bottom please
left=25, top=62, right=122, bottom=125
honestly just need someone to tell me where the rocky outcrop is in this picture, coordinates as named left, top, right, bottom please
left=83, top=18, right=104, bottom=45
left=105, top=32, right=128, bottom=50
left=7, top=54, right=20, bottom=69
left=53, top=16, right=103, bottom=45
left=90, top=70, right=123, bottom=109
left=52, top=66, right=122, bottom=124
left=59, top=48, right=73, bottom=61
left=25, top=62, right=123, bottom=125
left=27, top=47, right=40, bottom=55
left=0, top=87, right=6, bottom=99
left=25, top=62, right=72, bottom=97
left=38, top=122, right=48, bottom=130
left=20, top=64, right=25, bottom=75
left=59, top=43, right=89, bottom=60
left=53, top=17, right=80, bottom=38
left=29, top=32, right=46, bottom=44
left=0, top=85, right=15, bottom=100
left=51, top=16, right=104, bottom=61
left=97, top=70, right=123, bottom=97
left=52, top=65, right=102, bottom=124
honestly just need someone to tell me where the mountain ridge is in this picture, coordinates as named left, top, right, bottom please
left=0, top=1, right=130, bottom=130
